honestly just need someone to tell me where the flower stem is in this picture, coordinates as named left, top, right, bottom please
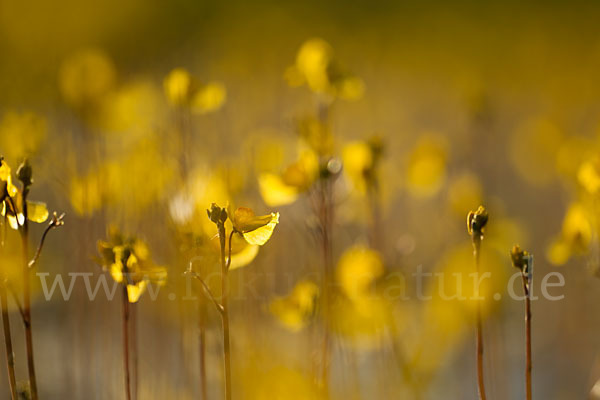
left=218, top=226, right=232, bottom=400
left=521, top=273, right=532, bottom=400
left=1, top=284, right=17, bottom=399
left=20, top=228, right=38, bottom=400
left=122, top=285, right=132, bottom=400
left=472, top=237, right=487, bottom=400
left=199, top=301, right=208, bottom=400
left=319, top=177, right=333, bottom=394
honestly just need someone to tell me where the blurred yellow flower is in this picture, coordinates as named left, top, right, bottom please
left=0, top=111, right=47, bottom=163
left=336, top=245, right=384, bottom=301
left=286, top=38, right=364, bottom=100
left=59, top=48, right=116, bottom=108
left=191, top=82, right=227, bottom=114
left=163, top=67, right=226, bottom=113
left=97, top=227, right=167, bottom=303
left=270, top=280, right=319, bottom=332
left=258, top=150, right=319, bottom=206
left=547, top=202, right=593, bottom=265
left=578, top=158, right=600, bottom=194
left=405, top=135, right=448, bottom=197
left=164, top=68, right=193, bottom=106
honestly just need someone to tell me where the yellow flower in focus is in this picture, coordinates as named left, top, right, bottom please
left=59, top=48, right=116, bottom=108
left=270, top=280, right=319, bottom=332
left=336, top=246, right=384, bottom=301
left=578, top=158, right=600, bottom=194
left=0, top=160, right=49, bottom=229
left=230, top=207, right=280, bottom=246
left=546, top=202, right=593, bottom=265
left=405, top=135, right=448, bottom=197
left=0, top=159, right=19, bottom=199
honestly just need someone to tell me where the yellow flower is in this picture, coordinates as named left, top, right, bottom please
left=97, top=227, right=167, bottom=303
left=547, top=202, right=592, bottom=265
left=336, top=246, right=384, bottom=301
left=163, top=67, right=226, bottom=113
left=258, top=150, right=319, bottom=206
left=191, top=82, right=226, bottom=114
left=164, top=68, right=193, bottom=106
left=286, top=38, right=364, bottom=100
left=0, top=160, right=48, bottom=229
left=578, top=158, right=600, bottom=194
left=0, top=159, right=18, bottom=200
left=270, top=280, right=319, bottom=332
left=59, top=48, right=116, bottom=108
left=230, top=207, right=280, bottom=246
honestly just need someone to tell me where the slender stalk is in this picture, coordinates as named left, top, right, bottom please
left=199, top=301, right=208, bottom=400
left=319, top=177, right=333, bottom=393
left=131, top=303, right=138, bottom=400
left=20, top=228, right=38, bottom=400
left=122, top=285, right=132, bottom=400
left=1, top=284, right=17, bottom=399
left=472, top=237, right=487, bottom=400
left=217, top=226, right=232, bottom=400
left=521, top=274, right=532, bottom=400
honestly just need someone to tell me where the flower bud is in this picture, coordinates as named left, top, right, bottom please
left=467, top=205, right=488, bottom=237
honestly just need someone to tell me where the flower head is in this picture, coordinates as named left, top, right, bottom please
left=511, top=245, right=531, bottom=274
left=230, top=206, right=280, bottom=246
left=97, top=226, right=167, bottom=303
left=0, top=159, right=48, bottom=230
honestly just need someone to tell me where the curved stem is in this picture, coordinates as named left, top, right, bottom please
left=471, top=237, right=487, bottom=400
left=122, top=285, right=132, bottom=400
left=521, top=274, right=532, bottom=400
left=1, top=285, right=17, bottom=399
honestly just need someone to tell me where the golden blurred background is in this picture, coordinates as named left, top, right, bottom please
left=1, top=0, right=600, bottom=399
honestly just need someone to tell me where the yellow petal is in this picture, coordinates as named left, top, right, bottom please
left=110, top=263, right=123, bottom=283
left=228, top=244, right=260, bottom=270
left=26, top=201, right=49, bottom=223
left=127, top=281, right=146, bottom=303
left=240, top=212, right=280, bottom=246
left=258, top=173, right=299, bottom=206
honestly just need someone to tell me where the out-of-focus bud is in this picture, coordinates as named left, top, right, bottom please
left=511, top=244, right=531, bottom=273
